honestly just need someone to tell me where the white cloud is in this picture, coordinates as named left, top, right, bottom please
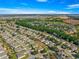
left=37, top=0, right=47, bottom=2
left=0, top=8, right=71, bottom=14
left=48, top=11, right=70, bottom=14
left=0, top=8, right=46, bottom=14
left=67, top=4, right=79, bottom=9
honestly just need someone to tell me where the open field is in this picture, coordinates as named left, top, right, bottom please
left=64, top=19, right=79, bottom=25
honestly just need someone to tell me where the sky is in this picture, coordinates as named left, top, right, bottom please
left=0, top=0, right=79, bottom=14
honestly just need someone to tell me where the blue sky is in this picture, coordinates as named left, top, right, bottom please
left=0, top=0, right=79, bottom=14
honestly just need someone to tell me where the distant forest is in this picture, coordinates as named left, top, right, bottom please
left=69, top=15, right=79, bottom=20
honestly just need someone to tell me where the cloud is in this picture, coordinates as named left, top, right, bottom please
left=0, top=8, right=47, bottom=14
left=67, top=4, right=79, bottom=9
left=48, top=11, right=70, bottom=14
left=0, top=8, right=71, bottom=14
left=36, top=0, right=47, bottom=2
